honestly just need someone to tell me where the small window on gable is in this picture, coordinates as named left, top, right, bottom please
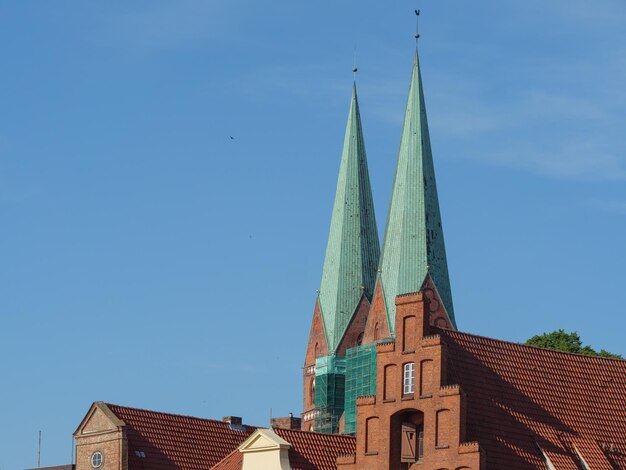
left=91, top=451, right=103, bottom=469
left=403, top=363, right=415, bottom=395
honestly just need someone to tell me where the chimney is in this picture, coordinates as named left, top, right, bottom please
left=223, top=416, right=242, bottom=425
left=271, top=413, right=302, bottom=430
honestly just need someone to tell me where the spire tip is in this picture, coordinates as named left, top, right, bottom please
left=414, top=9, right=421, bottom=43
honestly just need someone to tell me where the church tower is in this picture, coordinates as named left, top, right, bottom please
left=302, top=82, right=380, bottom=433
left=343, top=45, right=456, bottom=435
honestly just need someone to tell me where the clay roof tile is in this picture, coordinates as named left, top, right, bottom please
left=105, top=403, right=255, bottom=469
left=437, top=329, right=626, bottom=469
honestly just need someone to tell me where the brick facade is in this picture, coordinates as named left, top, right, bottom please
left=335, top=295, right=371, bottom=357
left=74, top=403, right=128, bottom=470
left=302, top=295, right=371, bottom=432
left=302, top=298, right=328, bottom=431
left=362, top=279, right=390, bottom=345
left=363, top=275, right=453, bottom=346
left=340, top=292, right=483, bottom=469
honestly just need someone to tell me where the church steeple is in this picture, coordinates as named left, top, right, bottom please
left=302, top=81, right=380, bottom=434
left=317, top=82, right=380, bottom=353
left=368, top=48, right=456, bottom=339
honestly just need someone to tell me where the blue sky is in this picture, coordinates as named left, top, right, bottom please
left=1, top=1, right=626, bottom=468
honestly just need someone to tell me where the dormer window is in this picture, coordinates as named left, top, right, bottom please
left=403, top=363, right=415, bottom=395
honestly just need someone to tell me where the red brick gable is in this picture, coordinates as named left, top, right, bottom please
left=362, top=278, right=390, bottom=344
left=304, top=298, right=329, bottom=367
left=439, top=329, right=626, bottom=469
left=335, top=295, right=371, bottom=357
left=106, top=403, right=255, bottom=469
left=345, top=292, right=483, bottom=469
left=302, top=298, right=330, bottom=430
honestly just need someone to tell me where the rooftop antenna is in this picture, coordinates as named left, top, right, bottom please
left=38, top=430, right=41, bottom=467
left=414, top=9, right=421, bottom=43
left=352, top=47, right=358, bottom=80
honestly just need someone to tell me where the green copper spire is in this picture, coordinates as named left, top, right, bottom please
left=318, top=83, right=380, bottom=353
left=378, top=49, right=456, bottom=333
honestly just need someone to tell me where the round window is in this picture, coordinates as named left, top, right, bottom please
left=91, top=451, right=103, bottom=468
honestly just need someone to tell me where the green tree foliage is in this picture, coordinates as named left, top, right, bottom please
left=525, top=330, right=622, bottom=359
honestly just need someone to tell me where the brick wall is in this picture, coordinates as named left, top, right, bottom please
left=302, top=299, right=328, bottom=431
left=340, top=292, right=483, bottom=469
left=74, top=404, right=127, bottom=470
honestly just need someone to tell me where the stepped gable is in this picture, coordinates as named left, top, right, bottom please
left=437, top=329, right=626, bottom=468
left=212, top=427, right=356, bottom=470
left=106, top=403, right=256, bottom=469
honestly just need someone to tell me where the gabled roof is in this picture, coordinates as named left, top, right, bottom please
left=378, top=48, right=456, bottom=335
left=438, top=329, right=626, bottom=468
left=239, top=428, right=291, bottom=451
left=212, top=427, right=356, bottom=470
left=104, top=403, right=256, bottom=469
left=318, top=82, right=380, bottom=352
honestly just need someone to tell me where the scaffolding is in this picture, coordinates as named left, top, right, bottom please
left=343, top=344, right=377, bottom=435
left=314, top=355, right=346, bottom=434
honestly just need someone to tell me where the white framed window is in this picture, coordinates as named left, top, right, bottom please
left=403, top=363, right=415, bottom=394
left=91, top=451, right=103, bottom=468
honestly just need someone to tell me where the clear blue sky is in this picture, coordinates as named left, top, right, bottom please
left=2, top=1, right=625, bottom=468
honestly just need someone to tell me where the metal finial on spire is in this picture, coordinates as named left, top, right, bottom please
left=352, top=47, right=358, bottom=80
left=414, top=9, right=421, bottom=42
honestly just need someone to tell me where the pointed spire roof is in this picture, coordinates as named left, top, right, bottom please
left=377, top=49, right=456, bottom=334
left=318, top=83, right=381, bottom=353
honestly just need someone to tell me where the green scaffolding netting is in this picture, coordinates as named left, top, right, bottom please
left=343, top=344, right=377, bottom=435
left=314, top=355, right=346, bottom=434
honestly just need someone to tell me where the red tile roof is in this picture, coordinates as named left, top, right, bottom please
left=437, top=329, right=626, bottom=469
left=106, top=403, right=256, bottom=469
left=274, top=428, right=355, bottom=470
left=210, top=449, right=242, bottom=470
left=212, top=428, right=355, bottom=470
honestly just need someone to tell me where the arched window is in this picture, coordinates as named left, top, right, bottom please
left=311, top=377, right=316, bottom=397
left=436, top=409, right=451, bottom=447
left=403, top=363, right=415, bottom=395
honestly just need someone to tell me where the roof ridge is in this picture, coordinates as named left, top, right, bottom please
left=437, top=328, right=626, bottom=362
left=273, top=426, right=356, bottom=440
left=104, top=402, right=257, bottom=428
